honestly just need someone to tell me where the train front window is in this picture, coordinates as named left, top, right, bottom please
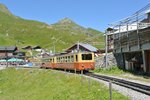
left=76, top=55, right=78, bottom=62
left=82, top=54, right=92, bottom=60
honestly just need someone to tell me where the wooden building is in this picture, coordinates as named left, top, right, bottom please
left=0, top=46, right=25, bottom=59
left=0, top=46, right=18, bottom=59
left=106, top=5, right=150, bottom=74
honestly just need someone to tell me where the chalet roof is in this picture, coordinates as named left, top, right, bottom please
left=79, top=43, right=98, bottom=52
left=32, top=46, right=41, bottom=49
left=22, top=45, right=42, bottom=50
left=22, top=46, right=32, bottom=49
left=66, top=43, right=98, bottom=52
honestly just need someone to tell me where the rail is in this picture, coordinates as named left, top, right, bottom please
left=85, top=73, right=150, bottom=96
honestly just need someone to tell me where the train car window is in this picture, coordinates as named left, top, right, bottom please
left=57, top=57, right=60, bottom=63
left=82, top=54, right=92, bottom=60
left=59, top=57, right=60, bottom=62
left=65, top=56, right=67, bottom=62
left=60, top=57, right=62, bottom=62
left=59, top=57, right=61, bottom=62
left=76, top=55, right=78, bottom=62
left=53, top=58, right=54, bottom=62
left=63, top=57, right=65, bottom=62
left=68, top=56, right=70, bottom=62
left=57, top=58, right=58, bottom=62
left=71, top=56, right=74, bottom=62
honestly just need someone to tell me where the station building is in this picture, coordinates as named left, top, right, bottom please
left=106, top=5, right=150, bottom=74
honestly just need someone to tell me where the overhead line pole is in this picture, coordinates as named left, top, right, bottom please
left=105, top=30, right=108, bottom=68
left=77, top=41, right=79, bottom=52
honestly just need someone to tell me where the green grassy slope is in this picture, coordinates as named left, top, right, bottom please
left=0, top=4, right=104, bottom=52
left=0, top=68, right=129, bottom=100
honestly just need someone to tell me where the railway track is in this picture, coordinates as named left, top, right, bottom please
left=85, top=72, right=150, bottom=96
left=20, top=67, right=150, bottom=96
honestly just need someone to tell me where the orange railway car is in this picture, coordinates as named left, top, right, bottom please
left=41, top=52, right=95, bottom=71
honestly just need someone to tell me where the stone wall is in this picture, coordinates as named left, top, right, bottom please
left=95, top=53, right=117, bottom=68
left=114, top=53, right=125, bottom=69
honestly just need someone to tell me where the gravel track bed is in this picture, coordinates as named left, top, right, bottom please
left=84, top=75, right=150, bottom=100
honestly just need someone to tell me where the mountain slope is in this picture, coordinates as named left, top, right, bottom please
left=0, top=3, right=13, bottom=16
left=0, top=4, right=104, bottom=52
left=51, top=18, right=104, bottom=48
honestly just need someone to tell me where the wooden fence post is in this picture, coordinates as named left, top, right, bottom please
left=109, top=81, right=112, bottom=100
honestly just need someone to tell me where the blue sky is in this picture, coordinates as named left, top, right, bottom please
left=0, top=0, right=150, bottom=32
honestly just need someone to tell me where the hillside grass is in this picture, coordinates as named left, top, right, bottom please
left=0, top=6, right=105, bottom=51
left=93, top=66, right=125, bottom=75
left=0, top=68, right=129, bottom=100
left=93, top=66, right=150, bottom=83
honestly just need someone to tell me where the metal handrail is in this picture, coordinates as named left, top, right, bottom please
left=109, top=3, right=150, bottom=29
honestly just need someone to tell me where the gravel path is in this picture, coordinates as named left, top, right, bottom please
left=59, top=70, right=150, bottom=100
left=0, top=66, right=6, bottom=70
left=84, top=75, right=150, bottom=100
left=2, top=67, right=149, bottom=100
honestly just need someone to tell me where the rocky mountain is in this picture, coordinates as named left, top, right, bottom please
left=0, top=3, right=104, bottom=52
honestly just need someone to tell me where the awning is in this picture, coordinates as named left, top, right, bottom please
left=8, top=58, right=24, bottom=62
left=0, top=59, right=6, bottom=62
